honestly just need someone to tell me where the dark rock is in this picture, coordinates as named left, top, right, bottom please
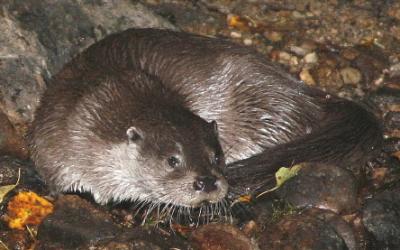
left=145, top=1, right=224, bottom=35
left=89, top=239, right=163, bottom=250
left=0, top=157, right=19, bottom=187
left=0, top=228, right=33, bottom=250
left=7, top=0, right=175, bottom=75
left=352, top=45, right=388, bottom=88
left=258, top=208, right=348, bottom=250
left=89, top=228, right=192, bottom=250
left=0, top=155, right=46, bottom=195
left=367, top=152, right=400, bottom=190
left=0, top=0, right=175, bottom=123
left=0, top=111, right=27, bottom=158
left=36, top=195, right=191, bottom=249
left=368, top=87, right=400, bottom=110
left=384, top=111, right=400, bottom=131
left=310, top=209, right=359, bottom=250
left=191, top=223, right=258, bottom=250
left=0, top=49, right=46, bottom=123
left=276, top=163, right=358, bottom=213
left=383, top=137, right=400, bottom=154
left=37, top=195, right=122, bottom=249
left=362, top=187, right=400, bottom=249
left=251, top=197, right=360, bottom=249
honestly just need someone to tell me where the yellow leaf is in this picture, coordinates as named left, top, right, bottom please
left=237, top=195, right=252, bottom=203
left=0, top=168, right=20, bottom=204
left=256, top=164, right=303, bottom=198
left=275, top=164, right=303, bottom=187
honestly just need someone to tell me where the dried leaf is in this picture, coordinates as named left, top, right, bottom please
left=0, top=168, right=20, bottom=204
left=0, top=239, right=10, bottom=250
left=231, top=195, right=252, bottom=207
left=227, top=14, right=248, bottom=30
left=5, top=191, right=54, bottom=230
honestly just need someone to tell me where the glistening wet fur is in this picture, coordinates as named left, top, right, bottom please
left=29, top=28, right=383, bottom=223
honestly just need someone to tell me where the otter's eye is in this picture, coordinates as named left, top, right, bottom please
left=213, top=153, right=221, bottom=165
left=214, top=156, right=220, bottom=165
left=167, top=156, right=181, bottom=168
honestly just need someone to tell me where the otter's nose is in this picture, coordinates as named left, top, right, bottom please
left=193, top=176, right=217, bottom=193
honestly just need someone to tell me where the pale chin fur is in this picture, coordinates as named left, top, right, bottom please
left=158, top=171, right=229, bottom=208
left=189, top=181, right=229, bottom=207
left=63, top=142, right=229, bottom=208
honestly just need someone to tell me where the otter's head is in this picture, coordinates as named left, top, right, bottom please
left=105, top=109, right=229, bottom=208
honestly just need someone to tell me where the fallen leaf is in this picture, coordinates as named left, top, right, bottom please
left=227, top=14, right=248, bottom=30
left=230, top=195, right=252, bottom=207
left=256, top=164, right=303, bottom=198
left=5, top=191, right=54, bottom=230
left=0, top=168, right=20, bottom=204
left=0, top=239, right=10, bottom=250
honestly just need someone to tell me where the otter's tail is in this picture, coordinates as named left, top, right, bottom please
left=225, top=99, right=383, bottom=194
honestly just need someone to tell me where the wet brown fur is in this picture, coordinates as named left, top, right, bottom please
left=29, top=28, right=382, bottom=202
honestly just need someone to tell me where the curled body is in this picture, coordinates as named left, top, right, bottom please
left=29, top=28, right=382, bottom=207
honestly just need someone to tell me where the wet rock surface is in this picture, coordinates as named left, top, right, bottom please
left=0, top=155, right=46, bottom=194
left=0, top=111, right=28, bottom=159
left=362, top=186, right=400, bottom=249
left=276, top=163, right=358, bottom=213
left=37, top=195, right=121, bottom=249
left=258, top=209, right=349, bottom=250
left=190, top=224, right=258, bottom=250
left=36, top=195, right=191, bottom=250
left=0, top=0, right=399, bottom=249
left=0, top=0, right=174, bottom=124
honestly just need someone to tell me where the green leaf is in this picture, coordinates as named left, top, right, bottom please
left=0, top=168, right=20, bottom=204
left=256, top=164, right=303, bottom=198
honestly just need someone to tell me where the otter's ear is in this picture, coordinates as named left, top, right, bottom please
left=126, top=126, right=142, bottom=142
left=209, top=120, right=218, bottom=135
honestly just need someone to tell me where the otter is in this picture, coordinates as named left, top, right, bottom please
left=29, top=28, right=382, bottom=208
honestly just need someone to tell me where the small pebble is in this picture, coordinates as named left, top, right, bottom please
left=341, top=48, right=359, bottom=61
left=300, top=40, right=317, bottom=52
left=264, top=31, right=283, bottom=42
left=292, top=11, right=305, bottom=19
left=300, top=68, right=316, bottom=85
left=230, top=31, right=242, bottom=39
left=243, top=38, right=253, bottom=46
left=340, top=67, right=362, bottom=85
left=389, top=63, right=400, bottom=76
left=279, top=51, right=292, bottom=62
left=290, top=46, right=307, bottom=56
left=289, top=56, right=299, bottom=66
left=304, top=52, right=318, bottom=64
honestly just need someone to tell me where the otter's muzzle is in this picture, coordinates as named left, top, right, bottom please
left=193, top=176, right=217, bottom=193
